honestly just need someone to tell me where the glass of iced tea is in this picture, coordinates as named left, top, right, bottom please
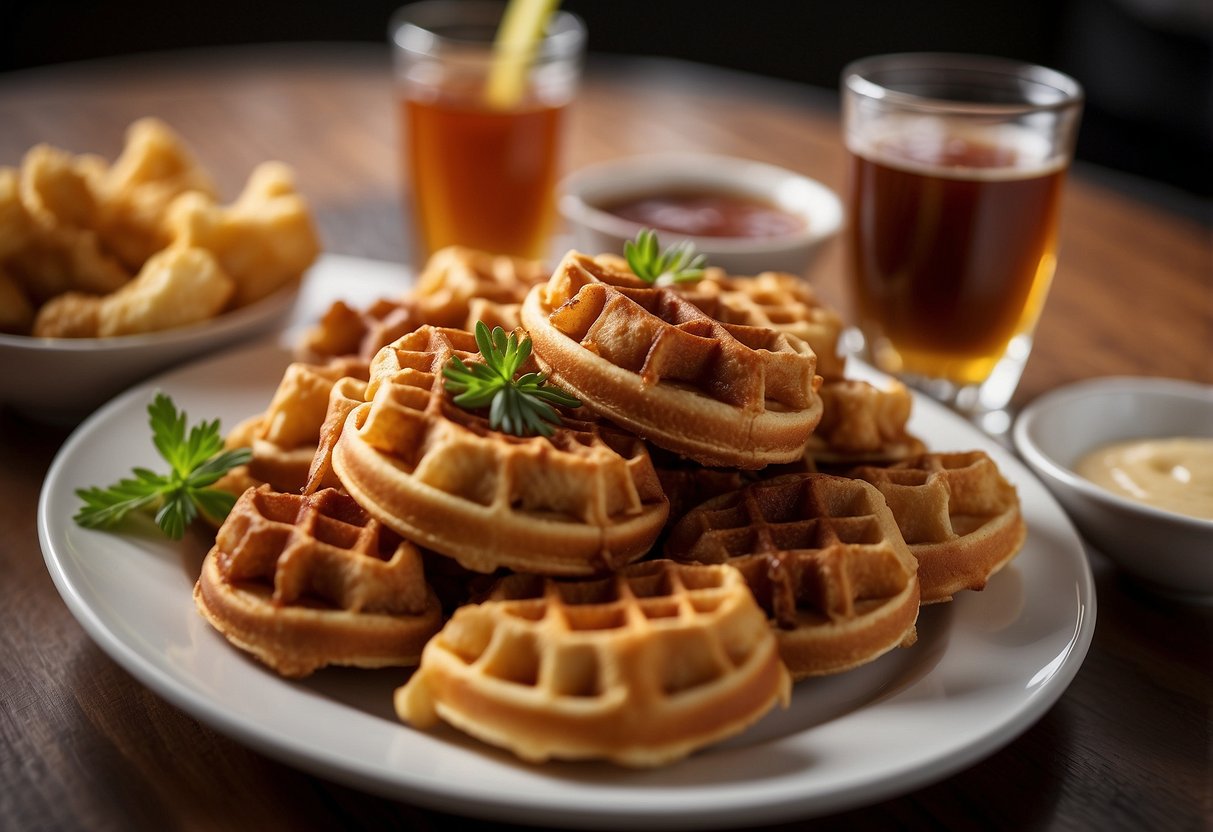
left=841, top=53, right=1083, bottom=422
left=391, top=1, right=585, bottom=260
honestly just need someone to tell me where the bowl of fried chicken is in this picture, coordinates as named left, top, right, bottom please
left=0, top=118, right=319, bottom=422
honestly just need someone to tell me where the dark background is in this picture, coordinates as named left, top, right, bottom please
left=2, top=0, right=1210, bottom=208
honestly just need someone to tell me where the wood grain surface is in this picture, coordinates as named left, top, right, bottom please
left=1, top=45, right=1209, bottom=832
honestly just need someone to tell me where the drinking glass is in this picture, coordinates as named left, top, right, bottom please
left=391, top=1, right=586, bottom=261
left=841, top=53, right=1083, bottom=428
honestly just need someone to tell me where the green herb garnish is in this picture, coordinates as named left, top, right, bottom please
left=624, top=228, right=707, bottom=285
left=443, top=322, right=580, bottom=437
left=75, top=393, right=252, bottom=539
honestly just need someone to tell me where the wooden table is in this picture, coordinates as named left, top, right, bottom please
left=1, top=45, right=1209, bottom=831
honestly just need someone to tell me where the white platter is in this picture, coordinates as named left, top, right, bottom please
left=39, top=255, right=1095, bottom=829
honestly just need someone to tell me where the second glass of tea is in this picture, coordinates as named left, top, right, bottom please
left=841, top=53, right=1082, bottom=424
left=391, top=1, right=586, bottom=261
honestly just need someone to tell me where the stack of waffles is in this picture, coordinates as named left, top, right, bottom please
left=194, top=245, right=1026, bottom=767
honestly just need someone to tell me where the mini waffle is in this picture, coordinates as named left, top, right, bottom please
left=194, top=486, right=443, bottom=677
left=410, top=244, right=548, bottom=327
left=694, top=269, right=847, bottom=380
left=300, top=246, right=546, bottom=362
left=304, top=374, right=370, bottom=494
left=329, top=325, right=670, bottom=575
left=805, top=378, right=926, bottom=469
left=300, top=295, right=421, bottom=364
left=665, top=473, right=920, bottom=678
left=848, top=451, right=1025, bottom=604
left=649, top=446, right=747, bottom=527
left=520, top=251, right=823, bottom=469
left=219, top=357, right=370, bottom=495
left=462, top=296, right=521, bottom=333
left=395, top=559, right=790, bottom=766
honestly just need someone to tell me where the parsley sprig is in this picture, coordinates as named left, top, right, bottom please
left=75, top=394, right=252, bottom=539
left=443, top=322, right=580, bottom=437
left=624, top=228, right=707, bottom=285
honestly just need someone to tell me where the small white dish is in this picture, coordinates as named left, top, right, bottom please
left=0, top=281, right=299, bottom=424
left=558, top=153, right=843, bottom=275
left=1013, top=376, right=1213, bottom=598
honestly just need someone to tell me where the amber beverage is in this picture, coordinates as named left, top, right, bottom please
left=403, top=91, right=565, bottom=260
left=391, top=2, right=585, bottom=262
left=842, top=54, right=1082, bottom=416
left=847, top=135, right=1067, bottom=385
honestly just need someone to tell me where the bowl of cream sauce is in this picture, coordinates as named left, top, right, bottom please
left=1013, top=376, right=1213, bottom=598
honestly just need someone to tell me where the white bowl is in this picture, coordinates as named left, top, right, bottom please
left=1013, top=376, right=1213, bottom=598
left=0, top=283, right=298, bottom=423
left=558, top=153, right=843, bottom=275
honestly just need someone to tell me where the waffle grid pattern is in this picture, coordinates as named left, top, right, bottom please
left=301, top=246, right=546, bottom=361
left=696, top=270, right=846, bottom=380
left=355, top=326, right=661, bottom=521
left=411, top=245, right=548, bottom=327
left=848, top=451, right=1025, bottom=603
left=807, top=378, right=925, bottom=465
left=215, top=486, right=429, bottom=614
left=851, top=451, right=1020, bottom=546
left=453, top=562, right=758, bottom=698
left=328, top=325, right=669, bottom=573
left=543, top=253, right=816, bottom=412
left=394, top=560, right=790, bottom=765
left=666, top=474, right=916, bottom=629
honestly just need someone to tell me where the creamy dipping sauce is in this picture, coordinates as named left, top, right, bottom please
left=1074, top=437, right=1213, bottom=521
left=599, top=190, right=807, bottom=239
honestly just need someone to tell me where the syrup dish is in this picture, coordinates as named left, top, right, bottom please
left=559, top=153, right=842, bottom=275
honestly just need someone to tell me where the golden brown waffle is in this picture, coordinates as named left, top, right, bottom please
left=805, top=378, right=926, bottom=468
left=328, top=325, right=670, bottom=575
left=462, top=296, right=521, bottom=333
left=694, top=269, right=847, bottom=380
left=649, top=446, right=747, bottom=527
left=848, top=451, right=1025, bottom=604
left=299, top=246, right=546, bottom=362
left=194, top=486, right=443, bottom=678
left=300, top=295, right=422, bottom=364
left=411, top=244, right=548, bottom=326
left=520, top=251, right=823, bottom=469
left=304, top=375, right=370, bottom=494
left=664, top=473, right=920, bottom=679
left=217, top=357, right=370, bottom=495
left=395, top=559, right=790, bottom=766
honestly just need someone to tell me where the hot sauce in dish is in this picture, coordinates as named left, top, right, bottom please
left=599, top=190, right=807, bottom=240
